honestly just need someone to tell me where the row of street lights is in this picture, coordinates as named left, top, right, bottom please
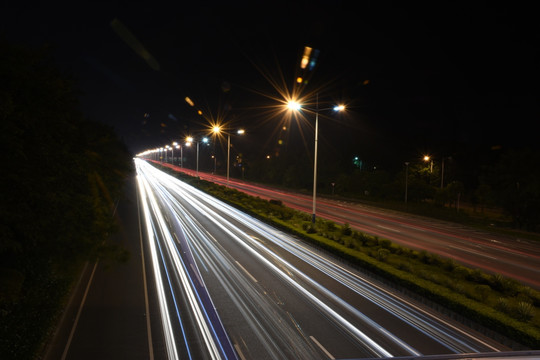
left=137, top=91, right=345, bottom=225
left=136, top=125, right=245, bottom=183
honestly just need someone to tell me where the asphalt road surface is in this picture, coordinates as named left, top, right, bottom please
left=42, top=160, right=538, bottom=359
left=132, top=160, right=510, bottom=359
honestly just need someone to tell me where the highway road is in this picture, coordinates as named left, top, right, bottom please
left=156, top=161, right=540, bottom=291
left=134, top=159, right=511, bottom=359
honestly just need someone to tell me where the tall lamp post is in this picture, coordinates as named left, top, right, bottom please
left=171, top=142, right=178, bottom=165
left=165, top=145, right=171, bottom=163
left=212, top=126, right=245, bottom=186
left=186, top=136, right=208, bottom=177
left=179, top=144, right=183, bottom=168
left=287, top=95, right=345, bottom=223
left=423, top=155, right=433, bottom=173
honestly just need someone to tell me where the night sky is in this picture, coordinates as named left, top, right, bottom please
left=2, top=1, right=538, bottom=170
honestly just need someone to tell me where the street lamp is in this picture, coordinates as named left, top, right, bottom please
left=171, top=142, right=178, bottom=165
left=212, top=126, right=245, bottom=186
left=423, top=155, right=433, bottom=173
left=178, top=144, right=183, bottom=168
left=287, top=94, right=345, bottom=223
left=186, top=136, right=208, bottom=177
left=165, top=145, right=171, bottom=163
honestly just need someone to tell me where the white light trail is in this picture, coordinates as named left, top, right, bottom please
left=137, top=161, right=236, bottom=360
left=135, top=159, right=504, bottom=357
left=165, top=174, right=494, bottom=353
left=137, top=174, right=179, bottom=360
left=136, top=160, right=394, bottom=357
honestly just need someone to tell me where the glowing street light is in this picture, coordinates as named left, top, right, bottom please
left=213, top=126, right=245, bottom=186
left=424, top=155, right=433, bottom=173
left=186, top=136, right=208, bottom=177
left=286, top=94, right=346, bottom=223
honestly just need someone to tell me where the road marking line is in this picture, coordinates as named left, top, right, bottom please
left=236, top=261, right=258, bottom=283
left=61, top=260, right=99, bottom=360
left=310, top=335, right=335, bottom=359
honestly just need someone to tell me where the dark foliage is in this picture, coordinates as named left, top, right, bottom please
left=0, top=38, right=133, bottom=359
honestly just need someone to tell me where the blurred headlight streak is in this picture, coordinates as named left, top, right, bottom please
left=137, top=162, right=237, bottom=359
left=135, top=159, right=502, bottom=358
left=136, top=160, right=395, bottom=357
left=137, top=174, right=180, bottom=359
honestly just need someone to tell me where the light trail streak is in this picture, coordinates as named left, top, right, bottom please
left=137, top=174, right=179, bottom=360
left=137, top=160, right=399, bottom=357
left=137, top=162, right=238, bottom=360
left=155, top=170, right=463, bottom=352
left=136, top=159, right=506, bottom=358
left=160, top=179, right=504, bottom=353
left=141, top=163, right=321, bottom=359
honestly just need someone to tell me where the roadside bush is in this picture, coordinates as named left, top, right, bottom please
left=303, top=223, right=317, bottom=234
left=514, top=302, right=535, bottom=322
left=324, top=220, right=337, bottom=232
left=378, top=238, right=392, bottom=249
left=341, top=223, right=352, bottom=236
left=418, top=250, right=437, bottom=265
left=397, top=261, right=412, bottom=272
left=495, top=297, right=510, bottom=313
left=474, top=284, right=491, bottom=302
left=376, top=248, right=390, bottom=262
left=269, top=199, right=283, bottom=206
left=467, top=269, right=487, bottom=284
left=441, top=258, right=457, bottom=272
left=490, top=274, right=520, bottom=296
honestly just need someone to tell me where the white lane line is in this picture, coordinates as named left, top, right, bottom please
left=310, top=336, right=335, bottom=359
left=236, top=261, right=258, bottom=283
left=61, top=260, right=99, bottom=360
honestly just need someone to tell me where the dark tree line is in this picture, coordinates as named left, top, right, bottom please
left=0, top=38, right=133, bottom=358
left=244, top=140, right=540, bottom=232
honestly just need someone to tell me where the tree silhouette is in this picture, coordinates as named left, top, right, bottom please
left=0, top=37, right=132, bottom=359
